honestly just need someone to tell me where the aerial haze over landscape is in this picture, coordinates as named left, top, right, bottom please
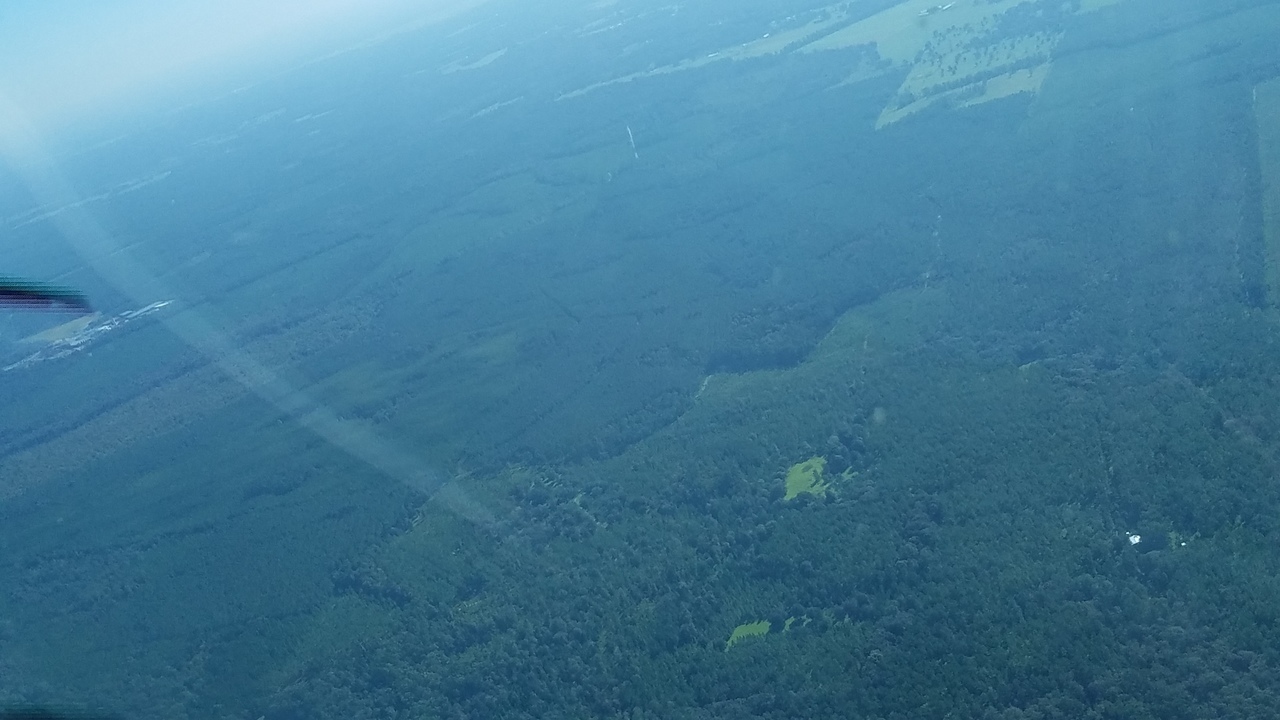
left=4, top=0, right=1280, bottom=717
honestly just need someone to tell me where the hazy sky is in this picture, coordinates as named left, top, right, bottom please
left=0, top=0, right=478, bottom=132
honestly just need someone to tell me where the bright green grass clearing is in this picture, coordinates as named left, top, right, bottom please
left=784, top=456, right=829, bottom=501
left=725, top=620, right=771, bottom=650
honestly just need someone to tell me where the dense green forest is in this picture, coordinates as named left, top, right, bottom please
left=4, top=0, right=1280, bottom=718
